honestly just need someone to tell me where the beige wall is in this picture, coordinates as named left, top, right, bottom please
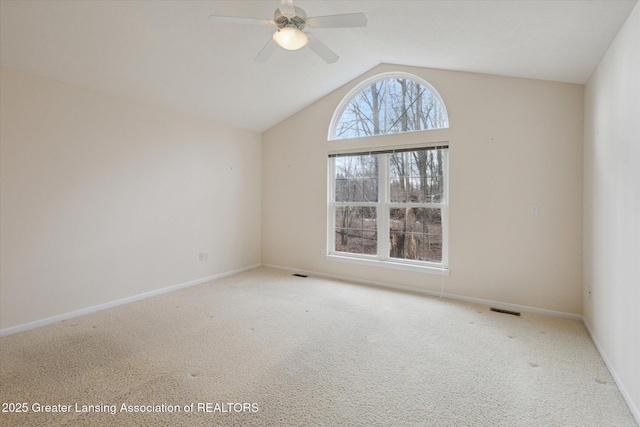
left=0, top=67, right=262, bottom=330
left=584, top=2, right=640, bottom=419
left=263, top=63, right=584, bottom=315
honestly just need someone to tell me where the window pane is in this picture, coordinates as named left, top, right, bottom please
left=335, top=155, right=378, bottom=202
left=363, top=178, right=378, bottom=202
left=424, top=234, right=443, bottom=262
left=331, top=75, right=448, bottom=141
left=389, top=207, right=442, bottom=262
left=384, top=79, right=448, bottom=135
left=390, top=149, right=445, bottom=203
left=362, top=206, right=377, bottom=230
left=408, top=177, right=422, bottom=202
left=335, top=206, right=357, bottom=230
left=335, top=206, right=377, bottom=255
left=423, top=176, right=444, bottom=203
left=338, top=179, right=363, bottom=202
left=389, top=152, right=409, bottom=202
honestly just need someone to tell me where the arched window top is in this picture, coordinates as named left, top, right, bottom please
left=329, top=72, right=449, bottom=141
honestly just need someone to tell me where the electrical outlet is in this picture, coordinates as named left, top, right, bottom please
left=530, top=204, right=539, bottom=215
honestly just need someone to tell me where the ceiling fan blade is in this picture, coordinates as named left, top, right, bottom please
left=208, top=15, right=275, bottom=26
left=306, top=13, right=367, bottom=28
left=254, top=39, right=277, bottom=63
left=279, top=0, right=296, bottom=19
left=307, top=33, right=339, bottom=64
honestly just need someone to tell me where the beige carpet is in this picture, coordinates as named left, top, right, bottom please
left=0, top=267, right=636, bottom=426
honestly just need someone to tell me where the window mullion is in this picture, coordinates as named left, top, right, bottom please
left=441, top=150, right=449, bottom=268
left=378, top=154, right=390, bottom=261
left=328, top=157, right=336, bottom=255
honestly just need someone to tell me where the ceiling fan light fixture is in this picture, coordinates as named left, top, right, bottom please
left=273, top=27, right=309, bottom=50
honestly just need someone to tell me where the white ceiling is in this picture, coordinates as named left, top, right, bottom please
left=1, top=0, right=636, bottom=132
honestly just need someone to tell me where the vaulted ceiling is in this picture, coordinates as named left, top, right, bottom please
left=1, top=0, right=636, bottom=132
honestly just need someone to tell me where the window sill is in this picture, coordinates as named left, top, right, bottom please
left=326, top=254, right=449, bottom=276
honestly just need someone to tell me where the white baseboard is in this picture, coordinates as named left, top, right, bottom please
left=0, top=264, right=261, bottom=337
left=583, top=318, right=640, bottom=425
left=262, top=263, right=583, bottom=320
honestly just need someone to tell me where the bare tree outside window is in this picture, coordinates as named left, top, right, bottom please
left=389, top=149, right=444, bottom=261
left=332, top=78, right=448, bottom=140
left=334, top=155, right=378, bottom=255
left=331, top=148, right=447, bottom=266
left=329, top=73, right=448, bottom=269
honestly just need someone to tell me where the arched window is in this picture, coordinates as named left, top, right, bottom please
left=329, top=72, right=448, bottom=140
left=327, top=72, right=450, bottom=274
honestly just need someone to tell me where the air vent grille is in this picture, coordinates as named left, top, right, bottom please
left=490, top=307, right=521, bottom=316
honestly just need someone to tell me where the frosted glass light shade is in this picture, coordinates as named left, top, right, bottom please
left=273, top=27, right=309, bottom=50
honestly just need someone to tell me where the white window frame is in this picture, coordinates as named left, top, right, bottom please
left=327, top=144, right=449, bottom=275
left=328, top=72, right=449, bottom=141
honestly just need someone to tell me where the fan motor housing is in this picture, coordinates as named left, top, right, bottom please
left=274, top=6, right=307, bottom=30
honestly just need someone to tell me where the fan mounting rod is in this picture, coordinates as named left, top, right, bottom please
left=274, top=6, right=307, bottom=30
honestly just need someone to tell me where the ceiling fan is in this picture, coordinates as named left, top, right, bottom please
left=208, top=0, right=367, bottom=64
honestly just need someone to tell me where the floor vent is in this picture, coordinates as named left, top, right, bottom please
left=292, top=274, right=308, bottom=278
left=490, top=307, right=521, bottom=316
